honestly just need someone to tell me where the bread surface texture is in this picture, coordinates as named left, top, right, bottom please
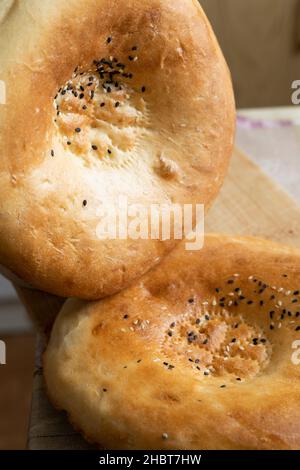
left=0, top=0, right=235, bottom=298
left=44, top=234, right=300, bottom=449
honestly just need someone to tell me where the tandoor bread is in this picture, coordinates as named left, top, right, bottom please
left=44, top=234, right=300, bottom=450
left=0, top=0, right=235, bottom=299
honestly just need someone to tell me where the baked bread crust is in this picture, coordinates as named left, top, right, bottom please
left=0, top=0, right=235, bottom=299
left=44, top=234, right=300, bottom=449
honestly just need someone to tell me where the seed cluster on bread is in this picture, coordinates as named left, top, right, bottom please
left=53, top=45, right=148, bottom=161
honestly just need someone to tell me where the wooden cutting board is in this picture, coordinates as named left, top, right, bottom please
left=206, top=146, right=300, bottom=245
left=17, top=146, right=300, bottom=335
left=26, top=146, right=300, bottom=449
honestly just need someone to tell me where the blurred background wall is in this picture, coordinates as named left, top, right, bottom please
left=200, top=0, right=300, bottom=108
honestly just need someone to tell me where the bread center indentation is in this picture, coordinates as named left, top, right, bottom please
left=53, top=58, right=149, bottom=167
left=162, top=308, right=271, bottom=380
left=161, top=273, right=300, bottom=381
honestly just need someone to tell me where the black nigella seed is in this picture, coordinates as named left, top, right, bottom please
left=79, top=93, right=84, bottom=99
left=92, top=145, right=98, bottom=151
left=141, top=86, right=146, bottom=93
left=75, top=127, right=81, bottom=133
left=170, top=322, right=176, bottom=328
left=108, top=149, right=112, bottom=154
left=188, top=298, right=194, bottom=304
left=100, top=102, right=105, bottom=107
left=270, top=325, right=274, bottom=330
left=67, top=141, right=71, bottom=146
left=220, top=385, right=226, bottom=388
left=247, top=300, right=253, bottom=305
left=123, top=314, right=129, bottom=319
left=128, top=55, right=134, bottom=61
left=231, top=338, right=236, bottom=343
left=103, top=388, right=107, bottom=392
left=296, top=326, right=300, bottom=331
left=227, top=280, right=234, bottom=284
left=51, top=150, right=54, bottom=157
left=107, top=37, right=112, bottom=44
left=115, top=102, right=120, bottom=108
left=83, top=200, right=87, bottom=207
left=132, top=46, right=138, bottom=51
left=294, top=291, right=300, bottom=295
left=82, top=105, right=87, bottom=110
left=168, top=331, right=173, bottom=337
